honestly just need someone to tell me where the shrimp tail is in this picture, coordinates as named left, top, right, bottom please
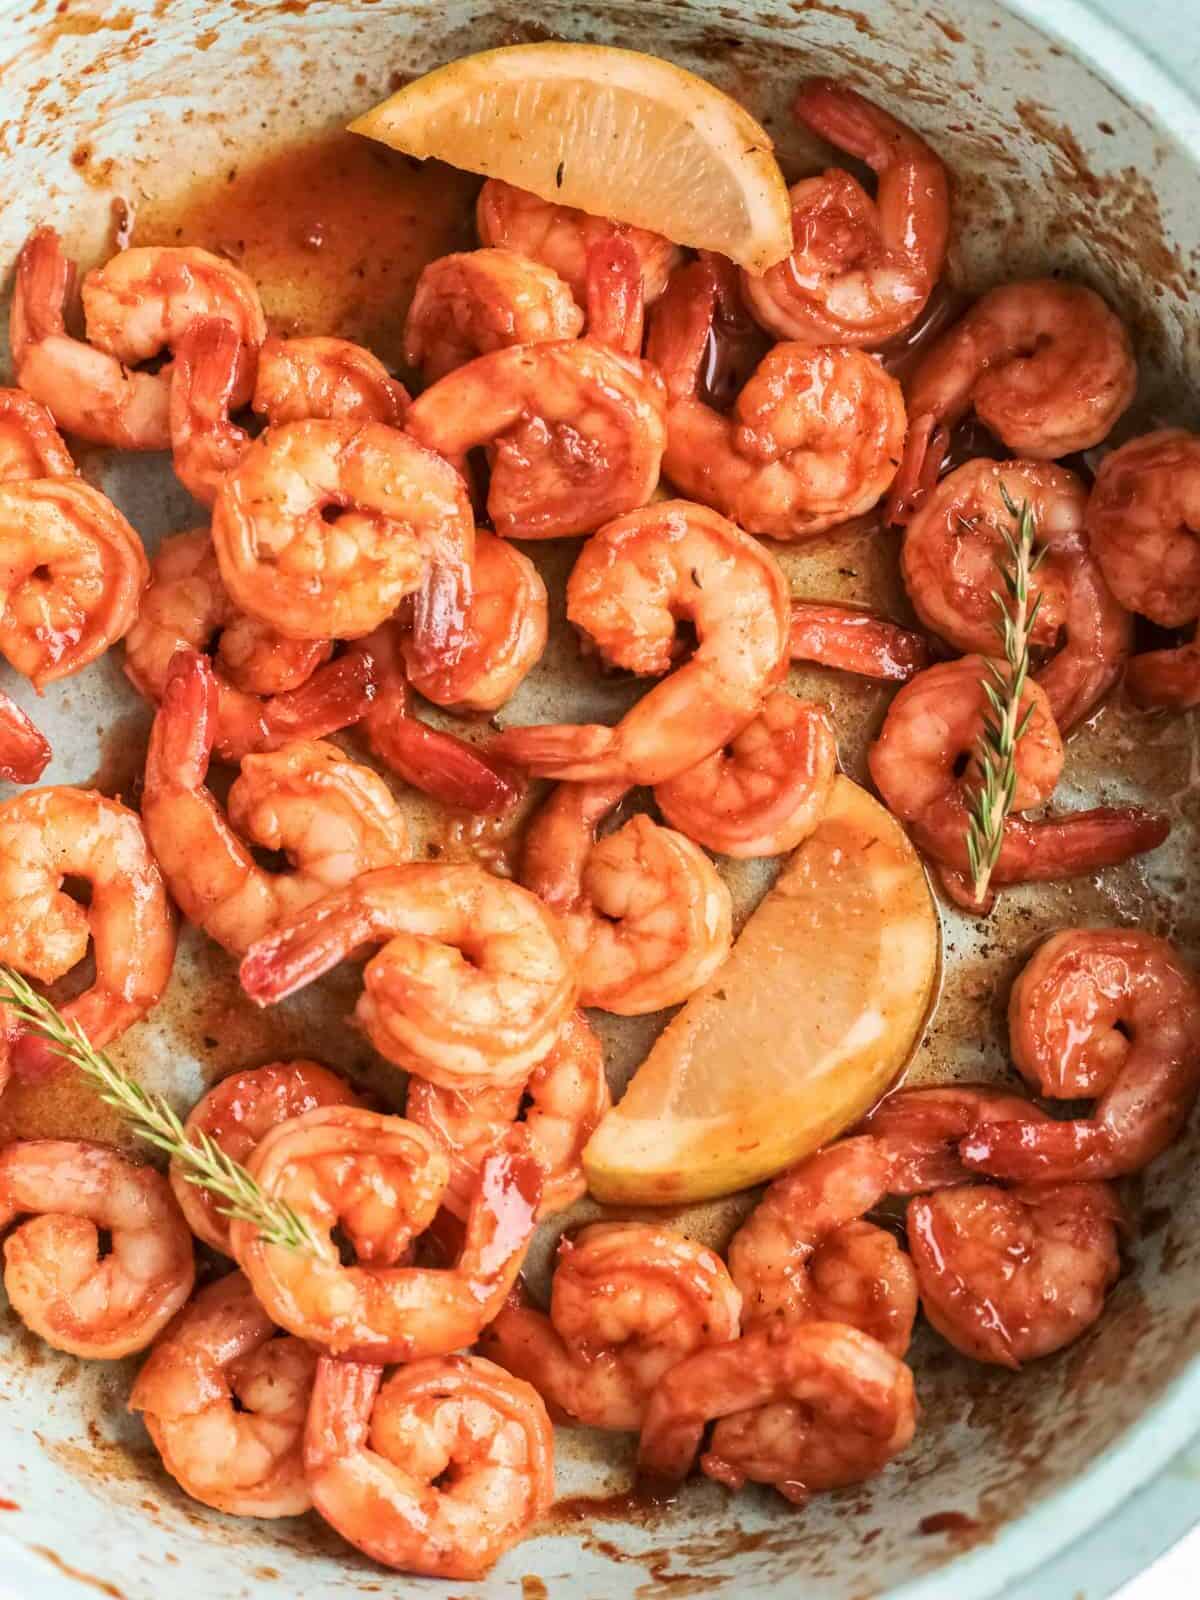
left=239, top=886, right=375, bottom=1005
left=788, top=600, right=934, bottom=681
left=489, top=722, right=618, bottom=780
left=305, top=1358, right=383, bottom=1473
left=645, top=259, right=716, bottom=404
left=151, top=648, right=220, bottom=788
left=960, top=1116, right=1171, bottom=1184
left=0, top=690, right=52, bottom=784
left=995, top=806, right=1170, bottom=884
left=257, top=650, right=377, bottom=749
left=794, top=77, right=907, bottom=167
left=459, top=1133, right=543, bottom=1286
left=10, top=226, right=71, bottom=358
left=371, top=717, right=525, bottom=815
left=409, top=556, right=473, bottom=678
left=585, top=235, right=645, bottom=356
left=885, top=414, right=945, bottom=526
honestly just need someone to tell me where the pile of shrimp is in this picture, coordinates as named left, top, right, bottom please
left=0, top=65, right=1196, bottom=1584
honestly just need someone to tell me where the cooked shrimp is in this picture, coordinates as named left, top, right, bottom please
left=0, top=692, right=51, bottom=785
left=888, top=280, right=1136, bottom=523
left=211, top=418, right=474, bottom=656
left=252, top=335, right=410, bottom=427
left=130, top=1271, right=316, bottom=1517
left=1126, top=634, right=1200, bottom=710
left=170, top=1060, right=363, bottom=1253
left=230, top=1106, right=542, bottom=1360
left=867, top=656, right=1169, bottom=895
left=727, top=1138, right=917, bottom=1357
left=124, top=527, right=373, bottom=763
left=142, top=651, right=408, bottom=956
left=349, top=621, right=525, bottom=815
left=902, top=459, right=1131, bottom=730
left=0, top=787, right=176, bottom=1084
left=477, top=178, right=680, bottom=305
left=652, top=262, right=906, bottom=539
left=239, top=862, right=578, bottom=1089
left=788, top=599, right=933, bottom=681
left=406, top=1010, right=610, bottom=1219
left=405, top=338, right=666, bottom=540
left=908, top=1181, right=1122, bottom=1367
left=491, top=500, right=790, bottom=784
left=857, top=1082, right=1048, bottom=1193
left=520, top=783, right=732, bottom=1013
left=168, top=317, right=253, bottom=506
left=399, top=529, right=548, bottom=712
left=0, top=1140, right=194, bottom=1358
left=655, top=690, right=837, bottom=857
left=305, top=1353, right=554, bottom=1579
left=480, top=1223, right=742, bottom=1430
left=960, top=929, right=1200, bottom=1181
left=0, top=388, right=75, bottom=482
left=638, top=1321, right=916, bottom=1499
left=741, top=78, right=950, bottom=347
left=0, top=478, right=148, bottom=686
left=11, top=227, right=171, bottom=449
left=404, top=247, right=584, bottom=383
left=1086, top=430, right=1200, bottom=627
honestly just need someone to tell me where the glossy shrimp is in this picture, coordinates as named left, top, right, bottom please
left=647, top=257, right=907, bottom=540
left=867, top=656, right=1169, bottom=902
left=741, top=78, right=950, bottom=347
left=520, top=782, right=733, bottom=1013
left=405, top=1010, right=610, bottom=1219
left=960, top=929, right=1200, bottom=1181
left=229, top=1106, right=542, bottom=1361
left=888, top=279, right=1136, bottom=523
left=170, top=1060, right=363, bottom=1253
left=727, top=1138, right=918, bottom=1357
left=654, top=690, right=837, bottom=857
left=0, top=477, right=148, bottom=686
left=0, top=387, right=75, bottom=482
left=638, top=1321, right=917, bottom=1500
left=788, top=599, right=933, bottom=682
left=305, top=1353, right=554, bottom=1579
left=477, top=177, right=680, bottom=305
left=142, top=650, right=409, bottom=956
left=857, top=1082, right=1049, bottom=1193
left=130, top=1271, right=317, bottom=1517
left=211, top=418, right=474, bottom=654
left=124, top=527, right=374, bottom=763
left=0, top=692, right=51, bottom=785
left=252, top=334, right=410, bottom=427
left=908, top=1181, right=1122, bottom=1367
left=404, top=247, right=584, bottom=382
left=902, top=458, right=1131, bottom=730
left=0, top=1140, right=194, bottom=1358
left=491, top=500, right=790, bottom=785
left=480, top=1223, right=742, bottom=1430
left=1085, top=429, right=1200, bottom=627
left=239, top=862, right=578, bottom=1089
left=0, top=787, right=177, bottom=1085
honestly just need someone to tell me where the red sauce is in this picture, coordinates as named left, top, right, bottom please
left=918, top=1510, right=980, bottom=1536
left=0, top=1497, right=18, bottom=1511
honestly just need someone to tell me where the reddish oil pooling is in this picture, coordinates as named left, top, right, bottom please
left=0, top=1497, right=18, bottom=1511
left=918, top=1509, right=982, bottom=1537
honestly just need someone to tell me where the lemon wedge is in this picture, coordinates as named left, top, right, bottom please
left=583, top=777, right=941, bottom=1205
left=349, top=43, right=793, bottom=273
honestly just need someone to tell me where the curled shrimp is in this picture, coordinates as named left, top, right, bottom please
left=0, top=787, right=176, bottom=1085
left=491, top=500, right=790, bottom=784
left=647, top=258, right=907, bottom=539
left=741, top=78, right=950, bottom=347
left=960, top=929, right=1200, bottom=1181
left=477, top=177, right=680, bottom=305
left=867, top=656, right=1168, bottom=901
left=1126, top=635, right=1200, bottom=710
left=727, top=1138, right=917, bottom=1357
left=142, top=651, right=408, bottom=956
left=902, top=459, right=1131, bottom=730
left=0, top=1140, right=194, bottom=1358
left=239, top=862, right=578, bottom=1089
left=124, top=528, right=373, bottom=764
left=0, top=692, right=51, bottom=786
left=305, top=1353, right=554, bottom=1579
left=0, top=387, right=75, bottom=482
left=252, top=334, right=410, bottom=427
left=0, top=478, right=148, bottom=686
left=638, top=1321, right=917, bottom=1500
left=654, top=690, right=837, bottom=857
left=788, top=599, right=933, bottom=682
left=170, top=1060, right=363, bottom=1253
left=888, top=280, right=1136, bottom=523
left=1086, top=430, right=1200, bottom=627
left=480, top=1223, right=742, bottom=1430
left=129, top=1271, right=317, bottom=1517
left=857, top=1082, right=1049, bottom=1193
left=404, top=247, right=584, bottom=382
left=908, top=1181, right=1122, bottom=1367
left=520, top=783, right=733, bottom=1013
left=230, top=1106, right=542, bottom=1361
left=211, top=417, right=474, bottom=653
left=406, top=1010, right=610, bottom=1219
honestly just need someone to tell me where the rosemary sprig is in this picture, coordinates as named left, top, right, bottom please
left=964, top=485, right=1047, bottom=905
left=0, top=968, right=319, bottom=1255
